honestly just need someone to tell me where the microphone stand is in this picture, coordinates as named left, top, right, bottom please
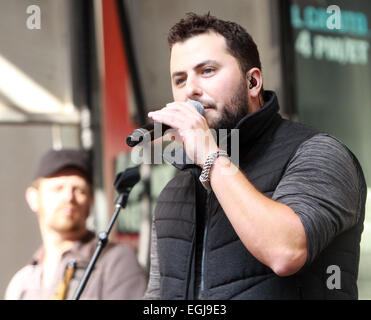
left=72, top=166, right=141, bottom=300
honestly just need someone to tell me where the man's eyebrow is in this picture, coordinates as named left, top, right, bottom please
left=194, top=60, right=220, bottom=69
left=171, top=70, right=185, bottom=79
left=171, top=60, right=220, bottom=79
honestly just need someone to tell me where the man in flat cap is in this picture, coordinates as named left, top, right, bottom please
left=5, top=149, right=146, bottom=300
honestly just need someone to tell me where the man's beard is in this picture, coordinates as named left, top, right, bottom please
left=212, top=78, right=250, bottom=131
left=42, top=204, right=88, bottom=234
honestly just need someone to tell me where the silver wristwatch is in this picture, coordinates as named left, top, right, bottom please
left=199, top=150, right=229, bottom=190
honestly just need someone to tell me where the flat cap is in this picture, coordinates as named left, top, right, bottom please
left=34, top=149, right=92, bottom=183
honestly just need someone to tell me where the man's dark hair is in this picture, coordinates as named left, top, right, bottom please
left=168, top=12, right=263, bottom=77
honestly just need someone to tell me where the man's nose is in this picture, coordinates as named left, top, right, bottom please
left=62, top=187, right=76, bottom=202
left=185, top=75, right=202, bottom=99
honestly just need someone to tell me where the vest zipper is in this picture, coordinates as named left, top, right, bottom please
left=200, top=190, right=211, bottom=299
left=185, top=231, right=196, bottom=300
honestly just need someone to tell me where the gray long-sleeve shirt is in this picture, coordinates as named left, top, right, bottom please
left=144, top=133, right=365, bottom=299
left=5, top=232, right=147, bottom=300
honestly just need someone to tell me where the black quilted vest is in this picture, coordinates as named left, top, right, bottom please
left=154, top=91, right=365, bottom=300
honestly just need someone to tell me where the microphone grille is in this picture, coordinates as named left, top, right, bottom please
left=187, top=99, right=205, bottom=116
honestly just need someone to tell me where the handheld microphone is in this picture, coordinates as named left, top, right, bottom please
left=126, top=100, right=204, bottom=147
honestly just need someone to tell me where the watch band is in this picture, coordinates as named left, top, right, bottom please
left=199, top=150, right=229, bottom=190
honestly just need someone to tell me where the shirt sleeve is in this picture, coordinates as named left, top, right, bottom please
left=101, top=243, right=147, bottom=300
left=272, top=133, right=364, bottom=265
left=143, top=218, right=161, bottom=300
left=4, top=266, right=33, bottom=300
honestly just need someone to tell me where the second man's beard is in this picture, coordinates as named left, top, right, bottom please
left=211, top=78, right=250, bottom=131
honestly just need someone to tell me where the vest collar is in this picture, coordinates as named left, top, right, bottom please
left=163, top=90, right=280, bottom=170
left=231, top=90, right=280, bottom=145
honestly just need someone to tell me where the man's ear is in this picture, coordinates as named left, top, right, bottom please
left=25, top=186, right=40, bottom=213
left=246, top=67, right=263, bottom=99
